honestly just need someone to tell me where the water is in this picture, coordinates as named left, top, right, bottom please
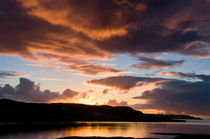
left=0, top=120, right=210, bottom=139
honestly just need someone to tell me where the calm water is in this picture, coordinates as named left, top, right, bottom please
left=0, top=120, right=210, bottom=139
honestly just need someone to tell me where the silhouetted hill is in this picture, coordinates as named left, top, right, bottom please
left=0, top=99, right=198, bottom=122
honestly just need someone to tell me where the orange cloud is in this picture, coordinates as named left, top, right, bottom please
left=28, top=53, right=127, bottom=76
left=28, top=32, right=110, bottom=60
left=102, top=89, right=110, bottom=94
left=64, top=63, right=127, bottom=76
left=18, top=0, right=143, bottom=40
left=159, top=72, right=182, bottom=77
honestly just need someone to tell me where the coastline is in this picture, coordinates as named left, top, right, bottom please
left=57, top=134, right=210, bottom=139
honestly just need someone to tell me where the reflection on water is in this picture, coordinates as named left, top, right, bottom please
left=0, top=120, right=210, bottom=139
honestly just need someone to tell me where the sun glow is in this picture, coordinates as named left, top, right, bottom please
left=76, top=97, right=97, bottom=105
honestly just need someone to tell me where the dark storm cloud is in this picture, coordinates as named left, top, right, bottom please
left=0, top=78, right=79, bottom=102
left=0, top=0, right=210, bottom=59
left=87, top=76, right=167, bottom=90
left=98, top=25, right=209, bottom=56
left=88, top=72, right=210, bottom=115
left=95, top=0, right=210, bottom=56
left=131, top=56, right=184, bottom=69
left=133, top=79, right=210, bottom=116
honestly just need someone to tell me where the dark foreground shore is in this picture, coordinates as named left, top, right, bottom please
left=57, top=137, right=156, bottom=139
left=57, top=134, right=210, bottom=139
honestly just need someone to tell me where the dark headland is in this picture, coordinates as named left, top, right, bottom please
left=0, top=99, right=200, bottom=123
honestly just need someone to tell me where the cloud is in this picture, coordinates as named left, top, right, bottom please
left=65, top=63, right=126, bottom=76
left=132, top=72, right=210, bottom=116
left=0, top=0, right=68, bottom=57
left=0, top=71, right=30, bottom=78
left=160, top=71, right=210, bottom=82
left=133, top=79, right=210, bottom=116
left=106, top=99, right=128, bottom=106
left=17, top=0, right=146, bottom=40
left=32, top=53, right=127, bottom=76
left=80, top=92, right=89, bottom=99
left=102, top=89, right=110, bottom=94
left=131, top=56, right=184, bottom=69
left=0, top=78, right=79, bottom=102
left=87, top=76, right=167, bottom=90
left=0, top=0, right=210, bottom=62
left=0, top=0, right=109, bottom=60
left=95, top=0, right=210, bottom=57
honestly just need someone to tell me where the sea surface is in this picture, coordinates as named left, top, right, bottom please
left=0, top=119, right=210, bottom=139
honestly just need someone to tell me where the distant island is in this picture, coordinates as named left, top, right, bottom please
left=0, top=99, right=200, bottom=123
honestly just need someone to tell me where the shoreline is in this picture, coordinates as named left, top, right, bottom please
left=56, top=134, right=210, bottom=139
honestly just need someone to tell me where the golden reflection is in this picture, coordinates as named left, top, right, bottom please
left=63, top=122, right=150, bottom=138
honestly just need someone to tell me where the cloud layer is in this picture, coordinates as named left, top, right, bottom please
left=1, top=0, right=210, bottom=60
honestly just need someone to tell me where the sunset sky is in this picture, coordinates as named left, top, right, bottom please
left=0, top=0, right=210, bottom=117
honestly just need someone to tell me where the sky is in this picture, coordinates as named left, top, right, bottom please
left=0, top=0, right=210, bottom=117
